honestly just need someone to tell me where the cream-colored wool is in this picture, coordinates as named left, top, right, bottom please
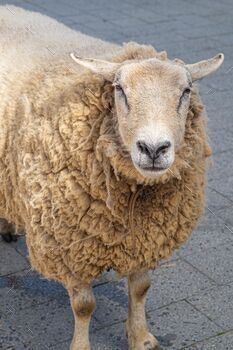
left=0, top=6, right=211, bottom=288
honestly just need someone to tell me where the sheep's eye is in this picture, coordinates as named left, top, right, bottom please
left=114, top=84, right=129, bottom=108
left=115, top=84, right=124, bottom=93
left=182, top=88, right=191, bottom=97
left=178, top=87, right=191, bottom=110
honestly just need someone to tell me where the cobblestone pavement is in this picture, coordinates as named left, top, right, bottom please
left=0, top=0, right=233, bottom=349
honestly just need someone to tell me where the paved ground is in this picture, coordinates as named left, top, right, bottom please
left=0, top=0, right=233, bottom=349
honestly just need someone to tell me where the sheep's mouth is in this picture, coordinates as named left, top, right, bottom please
left=141, top=166, right=167, bottom=172
left=134, top=162, right=172, bottom=178
left=131, top=152, right=174, bottom=177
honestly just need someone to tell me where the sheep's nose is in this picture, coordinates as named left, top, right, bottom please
left=137, top=140, right=171, bottom=160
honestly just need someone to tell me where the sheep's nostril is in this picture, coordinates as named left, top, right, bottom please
left=137, top=140, right=171, bottom=160
left=155, top=141, right=171, bottom=157
left=137, top=141, right=151, bottom=157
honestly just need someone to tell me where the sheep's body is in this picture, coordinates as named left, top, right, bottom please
left=0, top=6, right=210, bottom=287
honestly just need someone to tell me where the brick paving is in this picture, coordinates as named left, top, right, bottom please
left=0, top=0, right=233, bottom=349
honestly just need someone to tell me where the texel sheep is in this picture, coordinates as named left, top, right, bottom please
left=0, top=5, right=224, bottom=350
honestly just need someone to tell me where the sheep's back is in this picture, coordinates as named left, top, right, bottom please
left=0, top=5, right=120, bottom=225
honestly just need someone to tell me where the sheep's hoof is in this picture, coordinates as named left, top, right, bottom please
left=69, top=338, right=90, bottom=350
left=143, top=337, right=160, bottom=350
left=128, top=332, right=160, bottom=350
left=1, top=233, right=18, bottom=243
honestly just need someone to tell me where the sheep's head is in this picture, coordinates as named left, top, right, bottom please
left=71, top=52, right=224, bottom=179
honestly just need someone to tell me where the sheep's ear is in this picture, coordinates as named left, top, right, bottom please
left=186, top=53, right=224, bottom=81
left=70, top=53, right=120, bottom=81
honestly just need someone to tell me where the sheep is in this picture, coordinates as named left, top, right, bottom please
left=0, top=5, right=224, bottom=350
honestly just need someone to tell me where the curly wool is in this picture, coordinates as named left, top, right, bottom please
left=0, top=7, right=211, bottom=287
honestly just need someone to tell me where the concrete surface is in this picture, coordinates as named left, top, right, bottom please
left=0, top=0, right=233, bottom=349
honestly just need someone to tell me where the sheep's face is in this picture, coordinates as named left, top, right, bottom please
left=71, top=52, right=224, bottom=179
left=113, top=60, right=191, bottom=177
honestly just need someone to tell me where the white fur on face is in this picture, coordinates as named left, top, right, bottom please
left=131, top=123, right=175, bottom=178
left=113, top=59, right=192, bottom=179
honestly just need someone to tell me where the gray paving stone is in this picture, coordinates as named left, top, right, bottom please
left=209, top=176, right=233, bottom=203
left=188, top=282, right=233, bottom=330
left=134, top=31, right=185, bottom=49
left=208, top=128, right=233, bottom=154
left=202, top=91, right=233, bottom=114
left=215, top=206, right=233, bottom=228
left=0, top=270, right=67, bottom=316
left=5, top=0, right=47, bottom=14
left=206, top=187, right=233, bottom=210
left=94, top=288, right=127, bottom=327
left=149, top=0, right=214, bottom=17
left=148, top=260, right=215, bottom=311
left=178, top=213, right=233, bottom=258
left=190, top=209, right=229, bottom=233
left=158, top=37, right=221, bottom=59
left=93, top=277, right=128, bottom=325
left=0, top=318, right=27, bottom=350
left=148, top=301, right=221, bottom=349
left=179, top=14, right=216, bottom=27
left=187, top=331, right=233, bottom=350
left=203, top=72, right=233, bottom=93
left=73, top=19, right=126, bottom=42
left=110, top=16, right=153, bottom=31
left=0, top=240, right=29, bottom=276
left=87, top=301, right=221, bottom=350
left=58, top=13, right=108, bottom=26
left=14, top=236, right=28, bottom=258
left=207, top=107, right=233, bottom=133
left=212, top=32, right=233, bottom=51
left=184, top=241, right=233, bottom=285
left=117, top=7, right=169, bottom=24
left=183, top=22, right=233, bottom=40
left=3, top=298, right=97, bottom=349
left=86, top=7, right=132, bottom=23
left=25, top=0, right=82, bottom=17
left=207, top=149, right=233, bottom=182
left=0, top=0, right=21, bottom=5
left=206, top=207, right=233, bottom=235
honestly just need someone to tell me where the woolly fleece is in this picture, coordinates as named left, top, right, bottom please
left=0, top=6, right=211, bottom=286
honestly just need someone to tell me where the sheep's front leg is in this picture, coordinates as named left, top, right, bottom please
left=69, top=283, right=96, bottom=350
left=127, top=270, right=159, bottom=350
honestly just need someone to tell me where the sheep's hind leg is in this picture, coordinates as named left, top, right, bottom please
left=0, top=218, right=17, bottom=243
left=69, top=283, right=96, bottom=350
left=127, top=270, right=159, bottom=350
